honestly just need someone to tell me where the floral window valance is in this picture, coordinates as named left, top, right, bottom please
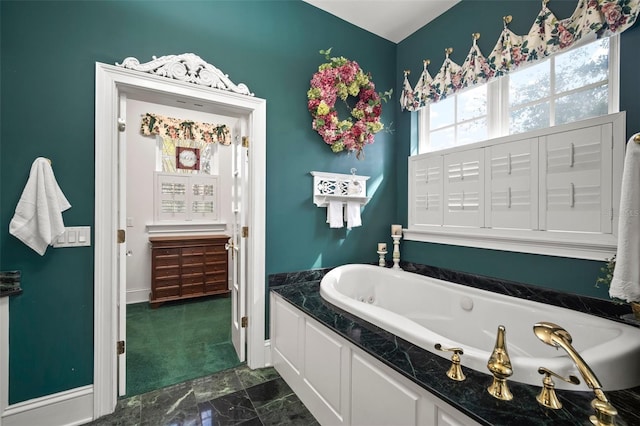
left=400, top=0, right=639, bottom=111
left=141, top=113, right=231, bottom=145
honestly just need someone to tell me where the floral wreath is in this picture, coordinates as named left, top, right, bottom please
left=307, top=48, right=391, bottom=159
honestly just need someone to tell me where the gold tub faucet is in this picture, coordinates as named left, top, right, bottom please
left=533, top=321, right=618, bottom=426
left=487, top=325, right=514, bottom=400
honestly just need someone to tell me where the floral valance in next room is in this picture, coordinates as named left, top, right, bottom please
left=400, top=0, right=640, bottom=112
left=141, top=113, right=231, bottom=145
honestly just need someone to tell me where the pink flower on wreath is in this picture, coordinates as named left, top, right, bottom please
left=338, top=62, right=358, bottom=82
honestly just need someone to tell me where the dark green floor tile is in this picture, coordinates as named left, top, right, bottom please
left=256, top=393, right=318, bottom=426
left=126, top=296, right=237, bottom=397
left=235, top=366, right=281, bottom=390
left=198, top=390, right=257, bottom=426
left=245, top=378, right=294, bottom=411
left=191, top=368, right=244, bottom=403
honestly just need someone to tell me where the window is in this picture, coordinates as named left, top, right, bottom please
left=407, top=111, right=626, bottom=260
left=419, top=36, right=618, bottom=154
left=154, top=173, right=219, bottom=222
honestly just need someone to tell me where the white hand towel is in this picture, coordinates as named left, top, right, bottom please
left=327, top=201, right=344, bottom=228
left=346, top=201, right=362, bottom=230
left=610, top=135, right=640, bottom=302
left=9, top=158, right=71, bottom=255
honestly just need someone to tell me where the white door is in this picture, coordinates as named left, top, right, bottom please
left=117, top=93, right=128, bottom=396
left=230, top=118, right=248, bottom=361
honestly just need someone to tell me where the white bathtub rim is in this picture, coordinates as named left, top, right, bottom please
left=319, top=264, right=640, bottom=391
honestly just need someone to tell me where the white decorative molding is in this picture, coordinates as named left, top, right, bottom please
left=146, top=222, right=227, bottom=235
left=1, top=385, right=94, bottom=426
left=1, top=298, right=8, bottom=426
left=116, top=53, right=254, bottom=96
left=95, top=61, right=267, bottom=418
left=403, top=228, right=616, bottom=261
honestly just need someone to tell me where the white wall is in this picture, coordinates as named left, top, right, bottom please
left=125, top=98, right=237, bottom=304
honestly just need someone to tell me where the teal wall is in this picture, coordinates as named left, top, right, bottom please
left=0, top=1, right=395, bottom=404
left=1, top=0, right=634, bottom=407
left=396, top=0, right=640, bottom=300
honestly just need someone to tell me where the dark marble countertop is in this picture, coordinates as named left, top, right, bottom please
left=0, top=287, right=22, bottom=298
left=271, top=279, right=640, bottom=426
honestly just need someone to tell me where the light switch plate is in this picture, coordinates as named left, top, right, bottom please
left=52, top=226, right=91, bottom=248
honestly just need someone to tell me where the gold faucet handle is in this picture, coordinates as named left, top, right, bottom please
left=434, top=344, right=466, bottom=381
left=536, top=367, right=580, bottom=410
left=590, top=398, right=618, bottom=426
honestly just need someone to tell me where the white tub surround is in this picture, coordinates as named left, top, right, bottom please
left=271, top=292, right=481, bottom=426
left=270, top=278, right=640, bottom=425
left=320, top=264, right=640, bottom=391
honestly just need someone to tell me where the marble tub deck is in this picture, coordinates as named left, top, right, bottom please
left=270, top=263, right=640, bottom=426
left=85, top=365, right=318, bottom=426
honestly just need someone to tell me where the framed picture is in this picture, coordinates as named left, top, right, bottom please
left=176, top=146, right=200, bottom=170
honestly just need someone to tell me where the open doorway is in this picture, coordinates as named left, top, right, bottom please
left=94, top=58, right=267, bottom=418
left=122, top=95, right=244, bottom=396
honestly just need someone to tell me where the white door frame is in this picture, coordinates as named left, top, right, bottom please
left=94, top=62, right=266, bottom=417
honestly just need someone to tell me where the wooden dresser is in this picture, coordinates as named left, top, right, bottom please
left=149, top=235, right=230, bottom=307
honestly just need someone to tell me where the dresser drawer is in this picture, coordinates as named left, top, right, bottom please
left=206, top=269, right=226, bottom=280
left=153, top=248, right=180, bottom=257
left=153, top=277, right=181, bottom=288
left=206, top=252, right=227, bottom=263
left=149, top=236, right=229, bottom=306
left=206, top=244, right=227, bottom=254
left=154, top=255, right=180, bottom=268
left=205, top=282, right=227, bottom=293
left=181, top=246, right=206, bottom=256
left=153, top=285, right=180, bottom=299
left=153, top=266, right=180, bottom=279
left=182, top=264, right=203, bottom=275
left=182, top=282, right=205, bottom=295
left=182, top=273, right=204, bottom=285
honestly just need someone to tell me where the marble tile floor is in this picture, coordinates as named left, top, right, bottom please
left=85, top=364, right=319, bottom=426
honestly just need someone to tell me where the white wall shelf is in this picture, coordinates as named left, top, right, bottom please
left=310, top=170, right=370, bottom=208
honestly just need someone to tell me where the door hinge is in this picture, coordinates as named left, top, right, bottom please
left=241, top=316, right=248, bottom=328
left=117, top=118, right=126, bottom=132
left=117, top=340, right=125, bottom=355
left=242, top=226, right=249, bottom=238
left=117, top=229, right=126, bottom=244
left=242, top=136, right=249, bottom=148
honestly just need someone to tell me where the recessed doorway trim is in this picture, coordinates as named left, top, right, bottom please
left=94, top=61, right=266, bottom=418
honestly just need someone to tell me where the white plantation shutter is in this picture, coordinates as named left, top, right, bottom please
left=409, top=155, right=443, bottom=227
left=156, top=174, right=189, bottom=221
left=190, top=175, right=219, bottom=221
left=485, top=138, right=538, bottom=230
left=405, top=113, right=623, bottom=260
left=443, top=149, right=484, bottom=227
left=155, top=172, right=219, bottom=222
left=540, top=124, right=613, bottom=233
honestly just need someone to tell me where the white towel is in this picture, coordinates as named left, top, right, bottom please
left=610, top=135, right=640, bottom=302
left=327, top=201, right=344, bottom=228
left=346, top=201, right=362, bottom=230
left=9, top=158, right=71, bottom=255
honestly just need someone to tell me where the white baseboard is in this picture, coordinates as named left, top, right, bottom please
left=263, top=339, right=272, bottom=367
left=1, top=385, right=94, bottom=426
left=126, top=288, right=149, bottom=305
